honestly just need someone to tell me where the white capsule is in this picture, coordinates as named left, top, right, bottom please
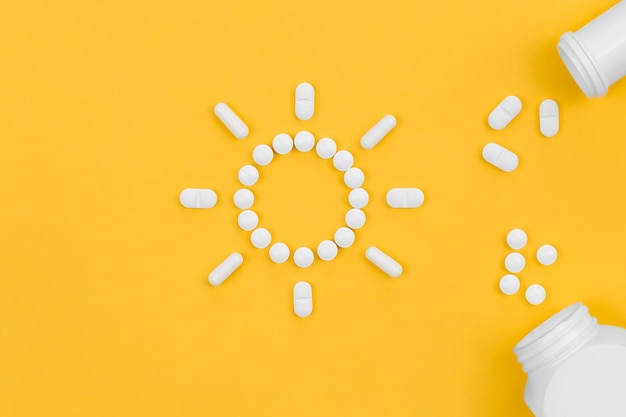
left=252, top=144, right=274, bottom=166
left=540, top=99, right=559, bottom=137
left=233, top=188, right=254, bottom=209
left=238, top=165, right=259, bottom=186
left=208, top=252, right=243, bottom=286
left=214, top=103, right=249, bottom=139
left=526, top=284, right=547, bottom=305
left=537, top=244, right=558, bottom=266
left=317, top=240, right=339, bottom=261
left=334, top=227, right=355, bottom=249
left=237, top=210, right=259, bottom=231
left=332, top=150, right=354, bottom=171
left=179, top=188, right=217, bottom=208
left=482, top=143, right=519, bottom=172
left=386, top=188, right=424, bottom=209
left=344, top=167, right=365, bottom=189
left=360, top=115, right=397, bottom=150
left=294, top=131, right=315, bottom=152
left=272, top=133, right=294, bottom=155
left=293, top=281, right=313, bottom=318
left=348, top=188, right=369, bottom=209
left=499, top=274, right=521, bottom=295
left=269, top=242, right=290, bottom=263
left=365, top=246, right=403, bottom=278
left=345, top=208, right=366, bottom=230
left=316, top=137, right=337, bottom=159
left=295, top=82, right=315, bottom=121
left=505, top=252, right=526, bottom=273
left=294, top=247, right=314, bottom=268
left=251, top=227, right=272, bottom=249
left=488, top=96, right=522, bottom=130
left=506, top=228, right=528, bottom=250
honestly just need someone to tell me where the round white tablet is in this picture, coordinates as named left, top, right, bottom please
left=344, top=168, right=365, bottom=189
left=294, top=131, right=315, bottom=152
left=294, top=247, right=314, bottom=268
left=251, top=228, right=272, bottom=249
left=334, top=227, right=356, bottom=248
left=537, top=244, right=558, bottom=266
left=348, top=188, right=369, bottom=209
left=499, top=274, right=521, bottom=295
left=238, top=165, right=259, bottom=186
left=526, top=284, right=547, bottom=305
left=252, top=144, right=274, bottom=166
left=333, top=150, right=354, bottom=171
left=317, top=240, right=338, bottom=261
left=505, top=252, right=526, bottom=273
left=269, top=242, right=290, bottom=263
left=345, top=208, right=366, bottom=230
left=237, top=210, right=259, bottom=231
left=233, top=188, right=254, bottom=209
left=272, top=133, right=293, bottom=155
left=316, top=137, right=337, bottom=159
left=506, top=228, right=528, bottom=250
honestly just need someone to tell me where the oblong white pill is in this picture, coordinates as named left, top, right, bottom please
left=488, top=96, right=522, bottom=130
left=179, top=188, right=217, bottom=209
left=214, top=103, right=249, bottom=139
left=294, top=247, right=314, bottom=268
left=269, top=242, right=290, bottom=263
left=251, top=227, right=272, bottom=249
left=482, top=143, right=519, bottom=172
left=295, top=82, right=315, bottom=121
left=348, top=188, right=369, bottom=209
left=233, top=188, right=254, bottom=209
left=238, top=165, right=259, bottom=186
left=365, top=246, right=403, bottom=278
left=333, top=150, right=354, bottom=171
left=345, top=208, right=366, bottom=229
left=499, top=274, right=521, bottom=295
left=293, top=281, right=313, bottom=318
left=505, top=252, right=526, bottom=273
left=526, top=284, right=547, bottom=305
left=208, top=252, right=243, bottom=286
left=317, top=240, right=338, bottom=261
left=237, top=210, right=259, bottom=231
left=334, top=227, right=355, bottom=248
left=537, top=244, right=558, bottom=266
left=385, top=188, right=424, bottom=209
left=273, top=133, right=294, bottom=155
left=539, top=99, right=559, bottom=137
left=344, top=167, right=365, bottom=189
left=360, top=115, right=397, bottom=150
left=252, top=144, right=274, bottom=166
left=316, top=137, right=337, bottom=159
left=506, top=228, right=527, bottom=250
left=294, top=131, right=315, bottom=152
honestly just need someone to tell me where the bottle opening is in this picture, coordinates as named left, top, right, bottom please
left=557, top=32, right=608, bottom=98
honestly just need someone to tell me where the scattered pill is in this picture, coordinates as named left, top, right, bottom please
left=294, top=131, right=315, bottom=152
left=252, top=144, right=274, bottom=166
left=269, top=242, right=290, bottom=263
left=348, top=188, right=369, bottom=209
left=317, top=240, right=338, bottom=261
left=237, top=210, right=259, bottom=231
left=334, top=227, right=355, bottom=248
left=537, top=244, right=558, bottom=266
left=345, top=208, right=366, bottom=229
left=506, top=228, right=528, bottom=250
left=295, top=82, right=315, bottom=121
left=482, top=143, right=519, bottom=172
left=360, top=115, right=397, bottom=150
left=316, top=138, right=337, bottom=159
left=233, top=188, right=254, bottom=209
left=505, top=252, right=526, bottom=273
left=238, top=165, right=259, bottom=186
left=525, top=284, right=547, bottom=305
left=179, top=188, right=217, bottom=209
left=365, top=246, right=402, bottom=278
left=499, top=274, right=521, bottom=295
left=344, top=168, right=365, bottom=189
left=208, top=252, right=243, bottom=286
left=273, top=133, right=294, bottom=155
left=214, top=103, right=249, bottom=139
left=488, top=96, right=522, bottom=130
left=251, top=228, right=272, bottom=249
left=293, top=281, right=313, bottom=318
left=294, top=247, right=314, bottom=268
left=333, top=150, right=355, bottom=171
left=385, top=188, right=424, bottom=209
left=539, top=99, right=560, bottom=137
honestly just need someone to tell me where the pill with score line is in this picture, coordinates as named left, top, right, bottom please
left=386, top=188, right=424, bottom=208
left=208, top=252, right=243, bottom=286
left=293, top=281, right=313, bottom=318
left=214, top=103, right=249, bottom=139
left=295, top=82, right=315, bottom=121
left=360, top=115, right=397, bottom=150
left=539, top=99, right=559, bottom=137
left=365, top=246, right=403, bottom=278
left=482, top=143, right=519, bottom=172
left=488, top=96, right=522, bottom=130
left=179, top=188, right=217, bottom=208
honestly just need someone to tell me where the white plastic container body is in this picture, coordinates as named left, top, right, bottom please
left=558, top=1, right=626, bottom=98
left=514, top=303, right=626, bottom=417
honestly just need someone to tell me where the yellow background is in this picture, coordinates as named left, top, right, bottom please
left=2, top=0, right=626, bottom=416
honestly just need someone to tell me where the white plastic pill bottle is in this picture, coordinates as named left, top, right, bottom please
left=557, top=1, right=626, bottom=98
left=514, top=302, right=626, bottom=417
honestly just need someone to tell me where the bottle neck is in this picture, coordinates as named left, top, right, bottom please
left=514, top=303, right=599, bottom=374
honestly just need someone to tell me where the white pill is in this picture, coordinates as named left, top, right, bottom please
left=334, top=227, right=355, bottom=248
left=332, top=150, right=354, bottom=171
left=345, top=208, right=366, bottom=229
left=179, top=188, right=217, bottom=208
left=238, top=165, right=259, bottom=186
left=488, top=96, right=522, bottom=130
left=505, top=252, right=526, bottom=273
left=233, top=188, right=254, bottom=209
left=344, top=167, right=365, bottom=189
left=294, top=247, right=314, bottom=268
left=386, top=188, right=424, bottom=209
left=252, top=144, right=274, bottom=166
left=365, top=246, right=403, bottom=278
left=348, top=188, right=369, bottom=209
left=316, top=137, right=337, bottom=159
left=294, top=131, right=315, bottom=152
left=269, top=242, right=290, bottom=263
left=499, top=274, right=521, bottom=295
left=539, top=99, right=559, bottom=137
left=214, top=103, right=249, bottom=139
left=537, top=244, right=558, bottom=266
left=295, top=82, right=315, bottom=121
left=251, top=227, right=272, bottom=249
left=360, top=115, right=397, bottom=150
left=272, top=133, right=293, bottom=155
left=482, top=143, right=519, bottom=172
left=237, top=210, right=259, bottom=231
left=526, top=284, right=547, bottom=305
left=317, top=240, right=338, bottom=261
left=506, top=228, right=528, bottom=250
left=208, top=252, right=243, bottom=286
left=293, top=281, right=313, bottom=318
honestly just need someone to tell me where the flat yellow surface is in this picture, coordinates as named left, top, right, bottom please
left=2, top=1, right=626, bottom=416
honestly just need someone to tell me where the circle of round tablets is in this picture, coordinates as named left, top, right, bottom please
left=345, top=208, right=366, bottom=230
left=294, top=131, right=315, bottom=152
left=252, top=144, right=274, bottom=166
left=237, top=210, right=259, bottom=231
left=294, top=247, right=314, bottom=268
left=269, top=242, right=290, bottom=263
left=348, top=188, right=369, bottom=209
left=537, top=244, right=558, bottom=266
left=238, top=165, right=259, bottom=186
left=316, top=138, right=337, bottom=159
left=506, top=228, right=528, bottom=250
left=317, top=240, right=338, bottom=261
left=526, top=284, right=547, bottom=305
left=505, top=252, right=526, bottom=273
left=251, top=228, right=272, bottom=249
left=333, top=150, right=354, bottom=171
left=499, top=274, right=521, bottom=295
left=272, top=133, right=294, bottom=155
left=334, top=227, right=355, bottom=249
left=233, top=188, right=254, bottom=209
left=344, top=168, right=365, bottom=189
